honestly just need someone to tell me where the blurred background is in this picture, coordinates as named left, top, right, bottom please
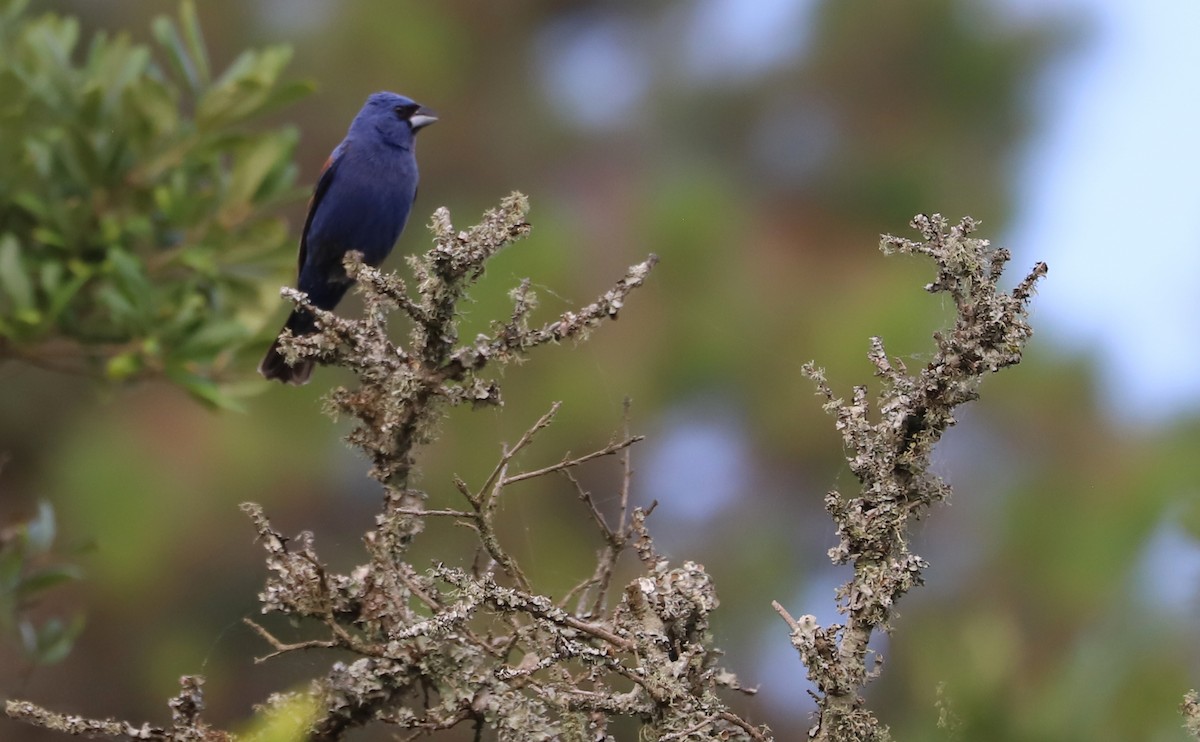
left=3, top=0, right=1200, bottom=739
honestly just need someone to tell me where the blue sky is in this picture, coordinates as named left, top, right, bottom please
left=1007, top=0, right=1200, bottom=423
left=537, top=0, right=1200, bottom=424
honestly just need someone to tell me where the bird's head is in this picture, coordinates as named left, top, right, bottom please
left=354, top=91, right=437, bottom=149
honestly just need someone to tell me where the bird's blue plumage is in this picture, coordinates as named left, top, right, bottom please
left=260, top=92, right=436, bottom=384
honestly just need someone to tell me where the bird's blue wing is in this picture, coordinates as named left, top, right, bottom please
left=297, top=142, right=347, bottom=276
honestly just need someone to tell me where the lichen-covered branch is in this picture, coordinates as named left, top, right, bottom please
left=246, top=196, right=761, bottom=739
left=1184, top=690, right=1200, bottom=740
left=6, top=203, right=1049, bottom=741
left=7, top=194, right=768, bottom=741
left=774, top=214, right=1046, bottom=741
left=237, top=405, right=762, bottom=740
left=6, top=677, right=225, bottom=741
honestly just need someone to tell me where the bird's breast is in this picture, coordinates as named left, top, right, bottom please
left=308, top=157, right=419, bottom=267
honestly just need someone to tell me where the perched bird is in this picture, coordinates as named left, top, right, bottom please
left=259, top=92, right=437, bottom=384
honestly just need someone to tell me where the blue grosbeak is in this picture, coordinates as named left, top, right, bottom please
left=259, top=92, right=437, bottom=384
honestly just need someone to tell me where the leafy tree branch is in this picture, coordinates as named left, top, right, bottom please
left=0, top=0, right=309, bottom=406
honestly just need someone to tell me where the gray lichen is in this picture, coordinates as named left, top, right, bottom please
left=6, top=208, right=1046, bottom=742
left=774, top=214, right=1047, bottom=741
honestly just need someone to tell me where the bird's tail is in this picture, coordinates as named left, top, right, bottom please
left=258, top=309, right=316, bottom=385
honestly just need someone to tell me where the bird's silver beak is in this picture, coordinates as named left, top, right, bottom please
left=410, top=106, right=438, bottom=131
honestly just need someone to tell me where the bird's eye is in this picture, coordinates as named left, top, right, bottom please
left=394, top=103, right=419, bottom=120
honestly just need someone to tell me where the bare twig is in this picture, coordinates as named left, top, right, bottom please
left=474, top=402, right=562, bottom=503
left=243, top=618, right=338, bottom=663
left=502, top=435, right=643, bottom=485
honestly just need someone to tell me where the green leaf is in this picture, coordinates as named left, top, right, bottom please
left=239, top=691, right=319, bottom=742
left=0, top=0, right=31, bottom=26
left=30, top=226, right=63, bottom=248
left=0, top=70, right=28, bottom=117
left=104, top=249, right=152, bottom=323
left=166, top=367, right=245, bottom=412
left=175, top=319, right=249, bottom=358
left=226, top=130, right=298, bottom=208
left=11, top=190, right=48, bottom=221
left=23, top=500, right=56, bottom=556
left=44, top=265, right=90, bottom=321
left=91, top=42, right=151, bottom=122
left=21, top=614, right=85, bottom=665
left=16, top=564, right=83, bottom=599
left=178, top=0, right=210, bottom=87
left=97, top=285, right=137, bottom=327
left=0, top=542, right=22, bottom=595
left=67, top=118, right=108, bottom=181
left=129, top=76, right=179, bottom=137
left=151, top=15, right=198, bottom=93
left=0, top=234, right=35, bottom=314
left=105, top=349, right=141, bottom=380
left=26, top=16, right=80, bottom=76
left=196, top=46, right=296, bottom=130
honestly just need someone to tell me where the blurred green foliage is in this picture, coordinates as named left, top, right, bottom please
left=237, top=691, right=319, bottom=742
left=0, top=500, right=84, bottom=666
left=0, top=0, right=309, bottom=406
left=0, top=1, right=1197, bottom=741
